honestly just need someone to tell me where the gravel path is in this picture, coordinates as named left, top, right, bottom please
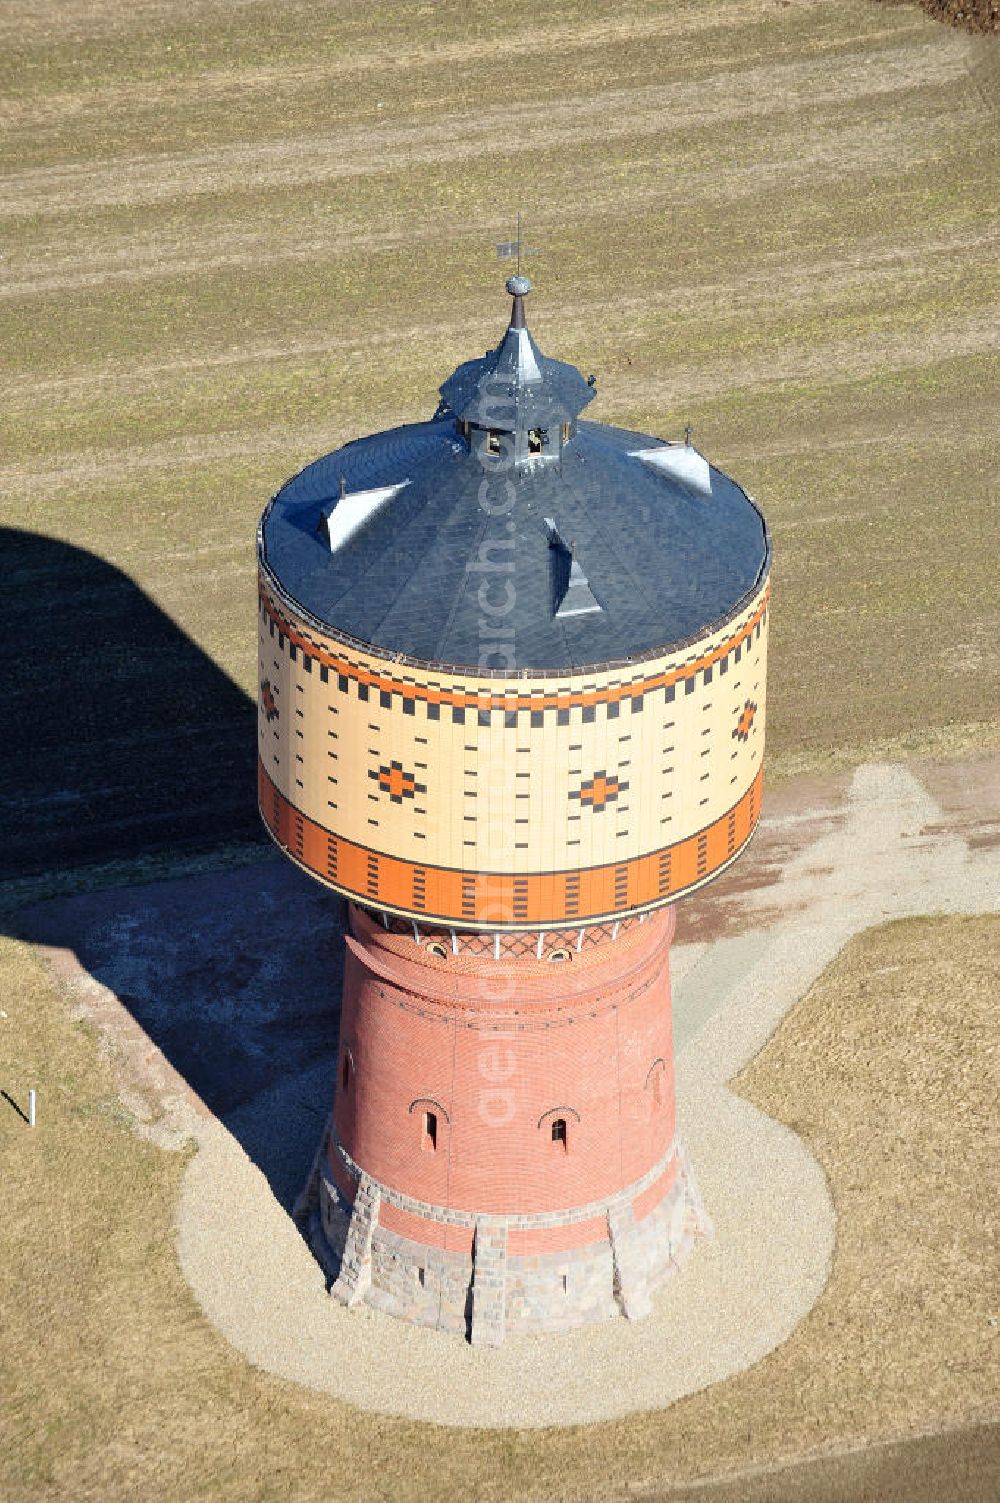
left=170, top=761, right=1000, bottom=1427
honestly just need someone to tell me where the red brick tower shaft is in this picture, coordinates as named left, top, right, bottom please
left=318, top=904, right=709, bottom=1341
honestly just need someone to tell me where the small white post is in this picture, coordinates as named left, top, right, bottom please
left=27, top=1088, right=36, bottom=1128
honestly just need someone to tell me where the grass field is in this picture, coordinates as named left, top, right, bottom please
left=1, top=915, right=996, bottom=1501
left=2, top=1, right=999, bottom=1497
left=2, top=0, right=999, bottom=880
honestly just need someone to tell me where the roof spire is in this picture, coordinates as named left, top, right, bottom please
left=506, top=273, right=531, bottom=331
left=438, top=275, right=595, bottom=431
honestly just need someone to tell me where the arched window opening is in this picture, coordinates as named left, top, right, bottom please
left=425, top=940, right=448, bottom=960
left=538, top=1105, right=580, bottom=1145
left=644, top=1057, right=666, bottom=1113
left=548, top=947, right=571, bottom=963
left=409, top=1096, right=450, bottom=1144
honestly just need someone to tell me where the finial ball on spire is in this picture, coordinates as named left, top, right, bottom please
left=506, top=275, right=532, bottom=297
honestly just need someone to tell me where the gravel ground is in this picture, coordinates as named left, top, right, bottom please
left=168, top=761, right=1000, bottom=1428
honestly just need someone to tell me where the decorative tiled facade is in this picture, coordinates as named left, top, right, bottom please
left=257, top=568, right=768, bottom=930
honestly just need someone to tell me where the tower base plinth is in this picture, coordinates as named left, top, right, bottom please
left=305, top=1127, right=710, bottom=1342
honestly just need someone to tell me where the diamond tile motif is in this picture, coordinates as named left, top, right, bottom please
left=369, top=761, right=426, bottom=805
left=570, top=771, right=628, bottom=813
left=733, top=700, right=757, bottom=742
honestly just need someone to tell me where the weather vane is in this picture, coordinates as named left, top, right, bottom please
left=496, top=212, right=542, bottom=277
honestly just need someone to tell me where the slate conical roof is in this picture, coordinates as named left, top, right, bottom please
left=259, top=280, right=770, bottom=673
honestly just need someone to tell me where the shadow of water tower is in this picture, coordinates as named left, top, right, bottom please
left=0, top=526, right=262, bottom=879
left=5, top=526, right=343, bottom=1215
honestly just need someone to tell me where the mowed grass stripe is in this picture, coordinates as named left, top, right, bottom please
left=5, top=21, right=896, bottom=186
left=2, top=0, right=728, bottom=94
left=0, top=1, right=862, bottom=121
left=0, top=30, right=968, bottom=217
left=2, top=96, right=985, bottom=298
left=2, top=240, right=997, bottom=446
left=0, top=0, right=912, bottom=127
left=3, top=110, right=994, bottom=386
left=4, top=249, right=998, bottom=465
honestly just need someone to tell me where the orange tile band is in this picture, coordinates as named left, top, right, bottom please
left=258, top=572, right=769, bottom=714
left=259, top=759, right=763, bottom=929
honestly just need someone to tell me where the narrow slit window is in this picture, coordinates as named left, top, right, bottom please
left=551, top=1117, right=567, bottom=1150
left=422, top=1110, right=438, bottom=1152
left=341, top=1053, right=351, bottom=1091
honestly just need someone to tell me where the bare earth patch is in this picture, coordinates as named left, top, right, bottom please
left=899, top=0, right=999, bottom=35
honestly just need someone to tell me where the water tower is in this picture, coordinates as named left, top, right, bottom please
left=257, top=276, right=770, bottom=1344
